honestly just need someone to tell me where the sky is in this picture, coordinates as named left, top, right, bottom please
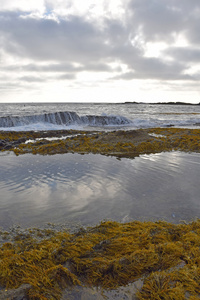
left=1, top=0, right=200, bottom=103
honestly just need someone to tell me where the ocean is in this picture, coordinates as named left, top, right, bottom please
left=1, top=102, right=200, bottom=131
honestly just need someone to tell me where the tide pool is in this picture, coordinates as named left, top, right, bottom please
left=0, top=151, right=200, bottom=228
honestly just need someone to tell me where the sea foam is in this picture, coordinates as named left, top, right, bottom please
left=0, top=111, right=132, bottom=131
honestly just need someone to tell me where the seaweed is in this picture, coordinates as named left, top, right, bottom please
left=1, top=220, right=200, bottom=298
left=3, top=128, right=200, bottom=158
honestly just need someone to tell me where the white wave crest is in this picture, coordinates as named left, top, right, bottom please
left=0, top=111, right=132, bottom=131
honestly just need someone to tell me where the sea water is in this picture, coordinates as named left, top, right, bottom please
left=1, top=102, right=200, bottom=130
left=0, top=151, right=200, bottom=229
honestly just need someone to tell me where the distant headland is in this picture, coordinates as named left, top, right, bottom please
left=124, top=101, right=200, bottom=105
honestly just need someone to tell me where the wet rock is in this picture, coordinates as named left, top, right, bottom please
left=0, top=140, right=5, bottom=147
left=4, top=143, right=13, bottom=150
left=61, top=280, right=143, bottom=300
left=12, top=140, right=21, bottom=146
left=36, top=140, right=49, bottom=145
left=17, top=137, right=26, bottom=144
left=0, top=284, right=31, bottom=300
left=12, top=138, right=26, bottom=146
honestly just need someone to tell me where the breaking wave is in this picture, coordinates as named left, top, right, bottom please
left=0, top=111, right=132, bottom=130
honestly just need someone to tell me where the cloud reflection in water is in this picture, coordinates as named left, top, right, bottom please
left=0, top=151, right=200, bottom=228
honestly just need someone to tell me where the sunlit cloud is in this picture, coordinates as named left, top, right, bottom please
left=0, top=0, right=200, bottom=102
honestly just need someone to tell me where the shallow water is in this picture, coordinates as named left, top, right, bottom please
left=0, top=151, right=200, bottom=229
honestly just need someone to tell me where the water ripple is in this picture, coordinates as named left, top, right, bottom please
left=0, top=152, right=200, bottom=228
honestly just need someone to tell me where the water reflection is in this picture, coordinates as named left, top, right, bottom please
left=0, top=151, right=200, bottom=228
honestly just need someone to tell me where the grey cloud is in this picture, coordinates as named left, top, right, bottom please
left=184, top=21, right=200, bottom=45
left=2, top=62, right=81, bottom=73
left=165, top=47, right=200, bottom=63
left=1, top=0, right=200, bottom=85
left=23, top=63, right=80, bottom=73
left=19, top=76, right=46, bottom=82
left=0, top=11, right=137, bottom=67
left=23, top=62, right=113, bottom=73
left=2, top=62, right=115, bottom=74
left=164, top=80, right=200, bottom=91
left=0, top=82, right=26, bottom=90
left=128, top=0, right=200, bottom=43
left=110, top=52, right=186, bottom=81
left=104, top=18, right=129, bottom=44
left=57, top=73, right=76, bottom=80
left=112, top=70, right=195, bottom=81
left=85, top=62, right=114, bottom=72
left=133, top=57, right=185, bottom=78
left=0, top=12, right=110, bottom=62
left=128, top=0, right=184, bottom=42
left=19, top=73, right=76, bottom=82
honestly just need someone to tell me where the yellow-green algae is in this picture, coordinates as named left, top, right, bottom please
left=1, top=220, right=200, bottom=298
left=1, top=128, right=200, bottom=158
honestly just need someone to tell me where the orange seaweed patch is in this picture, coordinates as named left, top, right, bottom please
left=1, top=220, right=200, bottom=298
left=7, top=128, right=200, bottom=158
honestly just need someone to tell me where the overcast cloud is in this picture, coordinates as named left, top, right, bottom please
left=0, top=0, right=200, bottom=102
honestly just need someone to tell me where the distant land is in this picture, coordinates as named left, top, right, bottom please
left=124, top=101, right=200, bottom=105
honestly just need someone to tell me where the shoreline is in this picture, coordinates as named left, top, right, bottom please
left=0, top=127, right=200, bottom=157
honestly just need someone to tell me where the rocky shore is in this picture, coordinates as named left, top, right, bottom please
left=1, top=128, right=200, bottom=299
left=1, top=220, right=200, bottom=299
left=0, top=128, right=200, bottom=157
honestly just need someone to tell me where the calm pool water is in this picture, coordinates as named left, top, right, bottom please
left=0, top=151, right=200, bottom=229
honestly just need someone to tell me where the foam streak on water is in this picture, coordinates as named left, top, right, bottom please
left=0, top=151, right=200, bottom=229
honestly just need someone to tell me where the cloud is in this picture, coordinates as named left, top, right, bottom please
left=1, top=0, right=200, bottom=102
left=0, top=12, right=109, bottom=62
left=166, top=47, right=200, bottom=63
left=112, top=70, right=195, bottom=81
left=57, top=73, right=76, bottom=80
left=19, top=76, right=46, bottom=82
left=127, top=0, right=200, bottom=43
left=0, top=0, right=45, bottom=12
left=128, top=0, right=183, bottom=41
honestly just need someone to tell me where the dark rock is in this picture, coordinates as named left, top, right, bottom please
left=4, top=143, right=13, bottom=150
left=12, top=140, right=20, bottom=146
left=17, top=138, right=26, bottom=143
left=0, top=140, right=5, bottom=147
left=12, top=138, right=26, bottom=146
left=36, top=140, right=48, bottom=145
